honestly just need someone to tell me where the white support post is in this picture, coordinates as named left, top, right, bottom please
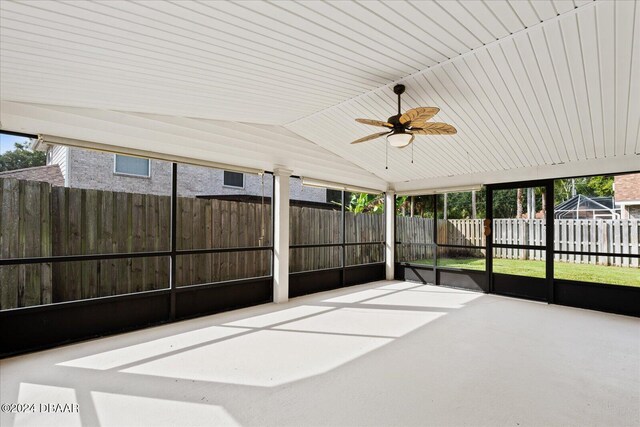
left=273, top=168, right=293, bottom=303
left=385, top=191, right=395, bottom=280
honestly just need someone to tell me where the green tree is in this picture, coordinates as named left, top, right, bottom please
left=339, top=193, right=434, bottom=216
left=412, top=195, right=436, bottom=218
left=345, top=193, right=439, bottom=217
left=346, top=193, right=384, bottom=214
left=491, top=188, right=518, bottom=218
left=554, top=176, right=614, bottom=205
left=395, top=195, right=436, bottom=218
left=580, top=176, right=614, bottom=197
left=0, top=142, right=45, bottom=172
left=395, top=195, right=409, bottom=216
left=437, top=189, right=488, bottom=219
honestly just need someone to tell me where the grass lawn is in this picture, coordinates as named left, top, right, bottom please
left=414, top=257, right=640, bottom=287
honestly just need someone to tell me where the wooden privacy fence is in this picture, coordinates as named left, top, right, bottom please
left=49, top=188, right=274, bottom=299
left=344, top=210, right=385, bottom=267
left=50, top=186, right=172, bottom=303
left=395, top=218, right=485, bottom=261
left=0, top=177, right=273, bottom=309
left=396, top=216, right=640, bottom=267
left=176, top=196, right=272, bottom=287
left=0, top=177, right=384, bottom=309
left=395, top=217, right=435, bottom=262
left=0, top=179, right=52, bottom=309
left=289, top=206, right=340, bottom=272
left=554, top=219, right=639, bottom=267
left=288, top=206, right=384, bottom=272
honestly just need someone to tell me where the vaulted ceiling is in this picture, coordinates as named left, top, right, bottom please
left=1, top=1, right=638, bottom=192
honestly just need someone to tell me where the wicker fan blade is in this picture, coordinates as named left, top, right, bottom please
left=351, top=131, right=389, bottom=144
left=399, top=107, right=440, bottom=125
left=411, top=122, right=457, bottom=135
left=409, top=115, right=442, bottom=129
left=355, top=118, right=393, bottom=128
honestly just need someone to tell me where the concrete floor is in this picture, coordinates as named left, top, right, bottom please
left=1, top=280, right=639, bottom=427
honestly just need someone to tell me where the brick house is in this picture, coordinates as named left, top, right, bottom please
left=614, top=173, right=640, bottom=219
left=37, top=144, right=328, bottom=202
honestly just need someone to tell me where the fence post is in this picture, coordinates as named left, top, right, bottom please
left=341, top=190, right=346, bottom=285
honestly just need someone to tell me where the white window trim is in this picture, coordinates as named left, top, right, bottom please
left=113, top=154, right=151, bottom=178
left=223, top=170, right=245, bottom=189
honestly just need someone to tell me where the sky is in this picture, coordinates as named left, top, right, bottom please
left=0, top=133, right=32, bottom=154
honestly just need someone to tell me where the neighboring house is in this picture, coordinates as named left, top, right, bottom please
left=0, top=164, right=65, bottom=187
left=614, top=173, right=640, bottom=219
left=39, top=145, right=328, bottom=202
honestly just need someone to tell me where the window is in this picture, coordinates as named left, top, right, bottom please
left=114, top=154, right=150, bottom=177
left=223, top=171, right=244, bottom=188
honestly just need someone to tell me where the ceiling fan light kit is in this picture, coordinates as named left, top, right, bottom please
left=387, top=130, right=413, bottom=147
left=352, top=84, right=457, bottom=155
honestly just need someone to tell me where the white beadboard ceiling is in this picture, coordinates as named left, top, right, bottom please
left=1, top=0, right=638, bottom=192
left=0, top=101, right=388, bottom=190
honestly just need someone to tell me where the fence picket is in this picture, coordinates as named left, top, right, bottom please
left=631, top=220, right=639, bottom=268
left=22, top=181, right=41, bottom=306
left=613, top=221, right=621, bottom=266
left=576, top=220, right=583, bottom=264
left=39, top=181, right=52, bottom=305
left=589, top=220, right=596, bottom=264
left=622, top=220, right=630, bottom=267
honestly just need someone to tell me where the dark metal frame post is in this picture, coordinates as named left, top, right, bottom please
left=391, top=193, right=396, bottom=278
left=546, top=181, right=555, bottom=303
left=433, top=194, right=439, bottom=285
left=169, top=162, right=178, bottom=320
left=341, top=190, right=346, bottom=286
left=486, top=186, right=494, bottom=293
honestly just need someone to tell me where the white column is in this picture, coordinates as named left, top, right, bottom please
left=273, top=168, right=293, bottom=303
left=385, top=191, right=395, bottom=280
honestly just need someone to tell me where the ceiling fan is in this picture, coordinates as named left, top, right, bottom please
left=352, top=84, right=456, bottom=148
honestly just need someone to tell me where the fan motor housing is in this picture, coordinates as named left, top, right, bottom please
left=387, top=114, right=402, bottom=127
left=393, top=84, right=405, bottom=95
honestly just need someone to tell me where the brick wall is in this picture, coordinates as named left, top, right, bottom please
left=0, top=165, right=65, bottom=187
left=65, top=147, right=326, bottom=202
left=614, top=173, right=640, bottom=202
